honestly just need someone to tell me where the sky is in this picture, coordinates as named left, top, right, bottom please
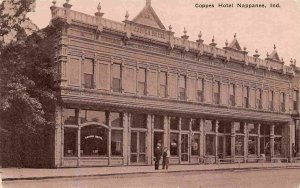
left=16, top=0, right=300, bottom=63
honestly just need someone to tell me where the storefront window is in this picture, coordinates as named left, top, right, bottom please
left=191, top=134, right=200, bottom=155
left=248, top=136, right=257, bottom=155
left=235, top=135, right=244, bottom=156
left=63, top=108, right=77, bottom=125
left=64, top=128, right=77, bottom=157
left=205, top=134, right=216, bottom=155
left=154, top=115, right=164, bottom=130
left=170, top=133, right=179, bottom=156
left=274, top=137, right=282, bottom=156
left=111, top=112, right=122, bottom=127
left=111, top=130, right=123, bottom=156
left=131, top=114, right=147, bottom=128
left=80, top=125, right=108, bottom=156
left=181, top=118, right=190, bottom=130
left=260, top=124, right=270, bottom=135
left=260, top=137, right=270, bottom=155
left=170, top=117, right=179, bottom=130
left=225, top=135, right=231, bottom=156
left=274, top=125, right=282, bottom=135
left=80, top=110, right=106, bottom=124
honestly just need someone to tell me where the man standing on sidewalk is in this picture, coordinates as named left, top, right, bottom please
left=162, top=147, right=170, bottom=170
left=154, top=143, right=162, bottom=170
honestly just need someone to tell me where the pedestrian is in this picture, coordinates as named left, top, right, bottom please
left=154, top=143, right=162, bottom=170
left=162, top=147, right=170, bottom=170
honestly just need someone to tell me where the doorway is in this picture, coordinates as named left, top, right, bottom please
left=181, top=134, right=189, bottom=162
left=130, top=131, right=146, bottom=164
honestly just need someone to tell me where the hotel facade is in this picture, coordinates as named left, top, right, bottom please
left=49, top=0, right=300, bottom=167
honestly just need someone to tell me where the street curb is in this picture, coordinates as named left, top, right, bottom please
left=2, top=166, right=300, bottom=182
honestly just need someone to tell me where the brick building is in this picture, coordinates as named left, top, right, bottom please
left=48, top=0, right=300, bottom=167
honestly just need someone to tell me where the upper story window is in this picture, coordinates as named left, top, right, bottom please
left=213, top=81, right=220, bottom=105
left=229, top=84, right=235, bottom=106
left=280, top=93, right=285, bottom=112
left=179, top=75, right=186, bottom=100
left=243, top=86, right=249, bottom=108
left=83, top=59, right=94, bottom=89
left=131, top=113, right=147, bottom=128
left=256, top=89, right=262, bottom=109
left=197, top=78, right=204, bottom=102
left=112, top=64, right=121, bottom=92
left=138, top=68, right=146, bottom=96
left=269, top=90, right=274, bottom=111
left=293, top=90, right=298, bottom=111
left=159, top=71, right=167, bottom=98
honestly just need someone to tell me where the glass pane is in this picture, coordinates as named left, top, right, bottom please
left=139, top=154, right=146, bottom=162
left=112, top=78, right=121, bottom=92
left=179, top=75, right=186, bottom=88
left=248, top=136, right=257, bottom=155
left=274, top=125, right=282, bottom=135
left=235, top=135, right=244, bottom=156
left=260, top=124, right=270, bottom=135
left=160, top=85, right=166, bottom=98
left=80, top=110, right=106, bottom=124
left=64, top=128, right=77, bottom=157
left=130, top=154, right=137, bottom=163
left=205, top=120, right=214, bottom=132
left=159, top=72, right=167, bottom=85
left=235, top=122, right=244, bottom=134
left=225, top=135, right=231, bottom=156
left=139, top=132, right=146, bottom=153
left=83, top=59, right=93, bottom=74
left=274, top=137, right=282, bottom=156
left=131, top=132, right=137, bottom=153
left=113, top=64, right=121, bottom=78
left=248, top=123, right=257, bottom=134
left=80, top=125, right=108, bottom=156
left=138, top=82, right=146, bottom=95
left=191, top=119, right=199, bottom=131
left=218, top=136, right=224, bottom=158
left=181, top=118, right=190, bottom=130
left=63, top=108, right=77, bottom=125
left=111, top=112, right=122, bottom=127
left=111, top=130, right=123, bottom=156
left=181, top=134, right=188, bottom=153
left=205, top=134, right=215, bottom=155
left=197, top=79, right=203, bottom=91
left=84, top=73, right=93, bottom=88
left=243, top=86, right=249, bottom=97
left=154, top=115, right=164, bottom=129
left=131, top=114, right=147, bottom=128
left=218, top=122, right=225, bottom=133
left=153, top=132, right=163, bottom=153
left=170, top=133, right=178, bottom=156
left=191, top=134, right=200, bottom=155
left=69, top=58, right=80, bottom=85
left=170, top=117, right=179, bottom=130
left=260, top=137, right=270, bottom=156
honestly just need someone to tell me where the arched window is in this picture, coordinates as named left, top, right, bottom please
left=80, top=124, right=108, bottom=156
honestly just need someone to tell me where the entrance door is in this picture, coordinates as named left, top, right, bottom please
left=218, top=135, right=224, bottom=159
left=130, top=131, right=146, bottom=164
left=153, top=132, right=164, bottom=151
left=181, top=134, right=189, bottom=162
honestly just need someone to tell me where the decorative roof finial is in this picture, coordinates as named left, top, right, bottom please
left=234, top=33, right=237, bottom=39
left=125, top=10, right=129, bottom=20
left=274, top=44, right=276, bottom=50
left=255, top=49, right=258, bottom=54
left=266, top=52, right=269, bottom=57
left=225, top=40, right=228, bottom=47
left=210, top=36, right=217, bottom=47
left=97, top=2, right=101, bottom=12
left=146, top=0, right=151, bottom=6
left=52, top=0, right=57, bottom=6
left=169, top=25, right=172, bottom=31
left=183, top=27, right=187, bottom=35
left=212, top=35, right=215, bottom=43
left=243, top=46, right=247, bottom=51
left=63, top=0, right=72, bottom=9
left=253, top=49, right=260, bottom=58
left=290, top=58, right=294, bottom=64
left=281, top=58, right=284, bottom=63
left=198, top=31, right=202, bottom=40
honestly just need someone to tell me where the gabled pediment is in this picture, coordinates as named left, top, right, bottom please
left=132, top=3, right=165, bottom=30
left=269, top=50, right=281, bottom=61
left=228, top=38, right=242, bottom=51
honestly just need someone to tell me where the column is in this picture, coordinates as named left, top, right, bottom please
left=231, top=122, right=235, bottom=162
left=122, top=112, right=129, bottom=165
left=215, top=120, right=219, bottom=163
left=163, top=116, right=169, bottom=149
left=270, top=124, right=275, bottom=158
left=243, top=122, right=247, bottom=163
left=298, top=121, right=300, bottom=156
left=257, top=123, right=261, bottom=157
left=54, top=106, right=63, bottom=168
left=77, top=109, right=81, bottom=167
left=199, top=119, right=204, bottom=160
left=127, top=113, right=132, bottom=165
left=189, top=119, right=192, bottom=163
left=297, top=91, right=300, bottom=114
left=179, top=117, right=182, bottom=163
left=146, top=114, right=152, bottom=165
left=108, top=112, right=112, bottom=166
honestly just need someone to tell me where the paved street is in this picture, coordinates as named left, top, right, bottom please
left=2, top=168, right=300, bottom=188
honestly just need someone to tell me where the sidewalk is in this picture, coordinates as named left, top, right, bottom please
left=1, top=162, right=300, bottom=181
